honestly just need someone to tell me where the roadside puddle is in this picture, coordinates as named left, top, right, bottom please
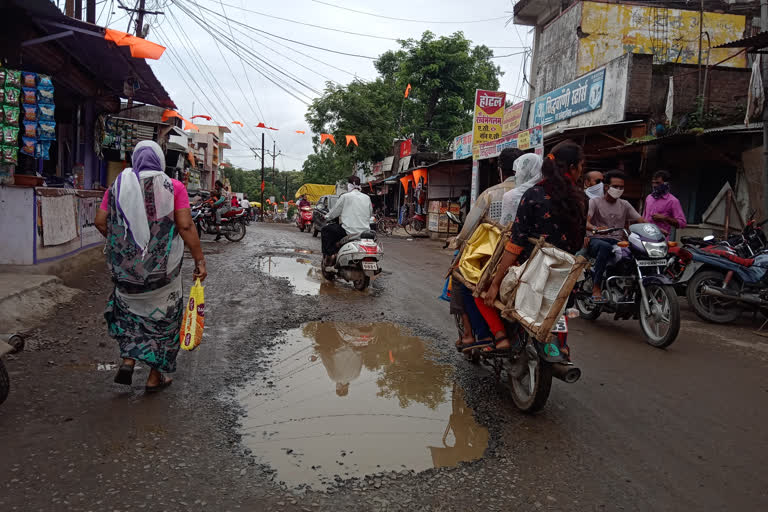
left=255, top=256, right=327, bottom=295
left=236, top=322, right=488, bottom=490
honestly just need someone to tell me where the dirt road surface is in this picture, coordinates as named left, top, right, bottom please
left=1, top=223, right=767, bottom=511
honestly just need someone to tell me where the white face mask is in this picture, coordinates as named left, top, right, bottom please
left=607, top=186, right=624, bottom=199
left=585, top=183, right=603, bottom=199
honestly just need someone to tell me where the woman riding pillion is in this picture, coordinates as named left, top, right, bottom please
left=95, top=141, right=207, bottom=392
left=481, top=141, right=587, bottom=352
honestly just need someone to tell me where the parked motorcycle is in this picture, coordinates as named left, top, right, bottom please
left=191, top=204, right=247, bottom=242
left=0, top=334, right=24, bottom=406
left=573, top=224, right=680, bottom=348
left=296, top=206, right=313, bottom=232
left=321, top=222, right=383, bottom=291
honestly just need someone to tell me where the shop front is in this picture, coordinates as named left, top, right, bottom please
left=0, top=0, right=174, bottom=266
left=424, top=157, right=472, bottom=238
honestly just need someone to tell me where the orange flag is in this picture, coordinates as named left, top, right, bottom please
left=161, top=109, right=180, bottom=122
left=191, top=115, right=211, bottom=120
left=261, top=181, right=265, bottom=191
left=104, top=28, right=166, bottom=60
left=268, top=126, right=279, bottom=131
left=320, top=134, right=336, bottom=145
left=345, top=135, right=358, bottom=147
left=184, top=120, right=199, bottom=132
left=232, top=121, right=244, bottom=127
left=404, top=83, right=412, bottom=98
left=295, top=130, right=305, bottom=134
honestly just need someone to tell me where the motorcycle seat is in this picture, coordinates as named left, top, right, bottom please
left=697, top=246, right=754, bottom=267
left=223, top=209, right=243, bottom=217
left=337, top=230, right=377, bottom=247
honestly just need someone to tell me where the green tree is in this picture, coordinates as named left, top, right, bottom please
left=305, top=31, right=501, bottom=166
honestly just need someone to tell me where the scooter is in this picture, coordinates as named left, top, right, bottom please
left=296, top=206, right=313, bottom=232
left=191, top=204, right=247, bottom=242
left=322, top=222, right=383, bottom=291
left=0, top=334, right=24, bottom=406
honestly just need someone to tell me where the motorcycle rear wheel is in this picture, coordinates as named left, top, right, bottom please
left=225, top=221, right=246, bottom=242
left=639, top=284, right=680, bottom=348
left=574, top=278, right=602, bottom=320
left=686, top=270, right=741, bottom=324
left=353, top=276, right=370, bottom=291
left=507, top=344, right=552, bottom=413
left=0, top=359, right=9, bottom=406
left=299, top=224, right=305, bottom=232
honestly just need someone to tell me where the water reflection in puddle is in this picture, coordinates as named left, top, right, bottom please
left=255, top=256, right=328, bottom=296
left=237, top=322, right=488, bottom=490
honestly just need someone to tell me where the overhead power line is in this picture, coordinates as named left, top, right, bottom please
left=311, top=0, right=509, bottom=24
left=175, top=0, right=378, bottom=59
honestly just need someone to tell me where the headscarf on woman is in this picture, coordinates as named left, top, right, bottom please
left=104, top=140, right=185, bottom=374
left=500, top=153, right=543, bottom=226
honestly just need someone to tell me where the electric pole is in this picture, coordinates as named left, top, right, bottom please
left=250, top=134, right=267, bottom=221
left=86, top=0, right=95, bottom=23
left=266, top=141, right=282, bottom=184
left=135, top=0, right=146, bottom=37
left=116, top=1, right=165, bottom=37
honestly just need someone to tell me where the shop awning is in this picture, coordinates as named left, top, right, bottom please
left=715, top=31, right=768, bottom=50
left=12, top=0, right=175, bottom=109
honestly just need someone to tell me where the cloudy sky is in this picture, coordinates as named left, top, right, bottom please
left=94, top=0, right=532, bottom=171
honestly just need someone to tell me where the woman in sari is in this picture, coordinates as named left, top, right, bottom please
left=95, top=141, right=207, bottom=392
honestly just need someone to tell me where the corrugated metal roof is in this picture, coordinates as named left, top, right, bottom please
left=715, top=31, right=768, bottom=49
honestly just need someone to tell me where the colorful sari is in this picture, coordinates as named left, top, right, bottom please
left=103, top=142, right=185, bottom=373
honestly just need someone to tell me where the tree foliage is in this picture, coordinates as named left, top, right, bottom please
left=304, top=31, right=501, bottom=174
left=220, top=164, right=305, bottom=202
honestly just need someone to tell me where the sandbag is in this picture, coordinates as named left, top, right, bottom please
left=458, top=223, right=501, bottom=284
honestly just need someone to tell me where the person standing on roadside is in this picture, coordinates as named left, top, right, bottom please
left=94, top=141, right=207, bottom=393
left=644, top=170, right=686, bottom=238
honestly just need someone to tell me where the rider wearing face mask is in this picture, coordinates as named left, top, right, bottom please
left=583, top=170, right=604, bottom=200
left=586, top=170, right=644, bottom=303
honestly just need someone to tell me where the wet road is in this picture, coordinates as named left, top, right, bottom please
left=2, top=222, right=768, bottom=511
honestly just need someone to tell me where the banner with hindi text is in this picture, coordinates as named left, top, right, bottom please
left=471, top=89, right=506, bottom=153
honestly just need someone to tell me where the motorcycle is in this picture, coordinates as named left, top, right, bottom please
left=572, top=224, right=681, bottom=348
left=296, top=205, right=313, bottom=232
left=191, top=203, right=247, bottom=242
left=322, top=222, right=383, bottom=291
left=0, top=333, right=24, bottom=406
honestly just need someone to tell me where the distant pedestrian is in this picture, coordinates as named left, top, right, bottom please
left=94, top=141, right=206, bottom=392
left=644, top=170, right=686, bottom=238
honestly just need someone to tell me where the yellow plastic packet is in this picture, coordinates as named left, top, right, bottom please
left=180, top=279, right=205, bottom=351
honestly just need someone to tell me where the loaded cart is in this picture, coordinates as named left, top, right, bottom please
left=450, top=217, right=588, bottom=413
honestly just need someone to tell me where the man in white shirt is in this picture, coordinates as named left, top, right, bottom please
left=322, top=175, right=373, bottom=264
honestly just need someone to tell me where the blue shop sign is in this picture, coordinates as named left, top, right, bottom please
left=532, top=68, right=605, bottom=127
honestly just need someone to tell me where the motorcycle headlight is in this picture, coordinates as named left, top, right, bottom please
left=642, top=241, right=668, bottom=258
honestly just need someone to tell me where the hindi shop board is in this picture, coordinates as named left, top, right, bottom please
left=532, top=68, right=605, bottom=127
left=502, top=101, right=528, bottom=136
left=475, top=126, right=544, bottom=161
left=452, top=131, right=473, bottom=160
left=471, top=90, right=506, bottom=148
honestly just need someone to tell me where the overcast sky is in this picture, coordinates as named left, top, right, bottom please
left=95, top=0, right=532, bottom=171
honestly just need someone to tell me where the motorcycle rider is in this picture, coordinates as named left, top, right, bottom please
left=583, top=170, right=604, bottom=200
left=212, top=180, right=230, bottom=241
left=586, top=170, right=644, bottom=302
left=298, top=194, right=310, bottom=209
left=322, top=175, right=372, bottom=268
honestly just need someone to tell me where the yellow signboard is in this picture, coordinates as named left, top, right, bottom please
left=471, top=89, right=506, bottom=151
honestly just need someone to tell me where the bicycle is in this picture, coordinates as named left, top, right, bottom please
left=376, top=217, right=397, bottom=236
left=402, top=213, right=427, bottom=235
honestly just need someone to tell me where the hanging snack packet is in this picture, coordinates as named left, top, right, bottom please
left=2, top=124, right=18, bottom=145
left=5, top=70, right=20, bottom=88
left=38, top=103, right=54, bottom=120
left=36, top=141, right=51, bottom=160
left=22, top=120, right=37, bottom=138
left=0, top=69, right=6, bottom=86
left=4, top=86, right=20, bottom=105
left=20, top=137, right=35, bottom=157
left=0, top=88, right=4, bottom=104
left=38, top=120, right=56, bottom=140
left=37, top=87, right=54, bottom=103
left=21, top=72, right=37, bottom=88
left=180, top=279, right=205, bottom=351
left=4, top=105, right=20, bottom=124
left=22, top=87, right=36, bottom=105
left=2, top=145, right=18, bottom=164
left=23, top=104, right=37, bottom=121
left=38, top=74, right=53, bottom=88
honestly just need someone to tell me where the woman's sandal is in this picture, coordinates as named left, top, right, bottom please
left=145, top=375, right=173, bottom=393
left=114, top=364, right=134, bottom=386
left=482, top=337, right=514, bottom=355
left=461, top=338, right=494, bottom=353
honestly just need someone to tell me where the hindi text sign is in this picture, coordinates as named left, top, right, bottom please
left=471, top=90, right=506, bottom=152
left=532, top=69, right=605, bottom=127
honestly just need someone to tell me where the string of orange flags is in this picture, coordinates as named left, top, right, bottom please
left=161, top=109, right=199, bottom=132
left=320, top=134, right=336, bottom=145
left=191, top=115, right=211, bottom=120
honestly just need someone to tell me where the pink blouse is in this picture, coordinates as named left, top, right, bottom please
left=100, top=178, right=191, bottom=211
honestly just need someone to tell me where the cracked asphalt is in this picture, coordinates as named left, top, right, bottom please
left=1, top=222, right=767, bottom=511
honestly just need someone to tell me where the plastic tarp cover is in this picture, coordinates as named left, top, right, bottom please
left=458, top=223, right=501, bottom=284
left=501, top=246, right=577, bottom=328
left=295, top=184, right=337, bottom=203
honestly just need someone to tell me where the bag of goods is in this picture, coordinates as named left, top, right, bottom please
left=22, top=87, right=36, bottom=105
left=1, top=145, right=18, bottom=164
left=4, top=70, right=20, bottom=88
left=37, top=87, right=54, bottom=103
left=22, top=120, right=36, bottom=138
left=38, top=74, right=53, bottom=88
left=180, top=279, right=205, bottom=351
left=38, top=120, right=55, bottom=140
left=2, top=125, right=18, bottom=145
left=4, top=105, right=19, bottom=124
left=35, top=141, right=50, bottom=160
left=23, top=104, right=37, bottom=121
left=20, top=137, right=35, bottom=157
left=4, top=86, right=19, bottom=105
left=21, top=72, right=37, bottom=88
left=38, top=103, right=54, bottom=120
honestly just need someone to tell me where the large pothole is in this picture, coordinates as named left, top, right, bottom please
left=236, top=322, right=488, bottom=490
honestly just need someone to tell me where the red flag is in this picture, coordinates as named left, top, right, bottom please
left=261, top=181, right=265, bottom=191
left=256, top=122, right=267, bottom=128
left=399, top=139, right=412, bottom=158
left=404, top=83, right=412, bottom=98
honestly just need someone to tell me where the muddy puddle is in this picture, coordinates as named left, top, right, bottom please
left=254, top=256, right=355, bottom=296
left=236, top=322, right=488, bottom=490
